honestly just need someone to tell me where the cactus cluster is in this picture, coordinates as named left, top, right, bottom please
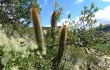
left=30, top=6, right=67, bottom=69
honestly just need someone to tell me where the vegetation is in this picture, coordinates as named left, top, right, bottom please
left=0, top=1, right=110, bottom=70
left=0, top=0, right=41, bottom=37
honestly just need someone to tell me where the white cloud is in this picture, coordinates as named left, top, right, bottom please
left=58, top=19, right=74, bottom=26
left=74, top=0, right=84, bottom=4
left=46, top=19, right=70, bottom=27
left=74, top=16, right=88, bottom=27
left=102, top=0, right=110, bottom=2
left=58, top=19, right=68, bottom=26
left=45, top=19, right=74, bottom=27
left=95, top=5, right=110, bottom=25
left=73, top=5, right=110, bottom=27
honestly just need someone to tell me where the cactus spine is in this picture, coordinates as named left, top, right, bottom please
left=52, top=25, right=67, bottom=69
left=30, top=6, right=45, bottom=54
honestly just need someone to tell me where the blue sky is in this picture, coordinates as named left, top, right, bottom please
left=37, top=0, right=110, bottom=27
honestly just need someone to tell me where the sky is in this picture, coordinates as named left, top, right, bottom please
left=37, top=0, right=110, bottom=27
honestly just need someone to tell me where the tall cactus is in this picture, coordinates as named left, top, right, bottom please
left=30, top=6, right=46, bottom=54
left=52, top=25, right=67, bottom=69
left=51, top=10, right=57, bottom=40
left=51, top=10, right=57, bottom=28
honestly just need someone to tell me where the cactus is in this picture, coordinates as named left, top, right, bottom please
left=51, top=10, right=57, bottom=40
left=57, top=25, right=67, bottom=63
left=52, top=25, right=67, bottom=69
left=30, top=6, right=46, bottom=54
left=51, top=10, right=57, bottom=28
left=30, top=6, right=67, bottom=69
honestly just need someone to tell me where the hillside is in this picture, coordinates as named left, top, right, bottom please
left=96, top=24, right=110, bottom=32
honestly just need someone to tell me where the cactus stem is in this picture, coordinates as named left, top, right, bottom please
left=30, top=6, right=45, bottom=54
left=52, top=25, right=67, bottom=69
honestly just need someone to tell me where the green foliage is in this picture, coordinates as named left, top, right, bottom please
left=0, top=27, right=46, bottom=69
left=0, top=0, right=41, bottom=26
left=94, top=44, right=110, bottom=55
left=0, top=1, right=110, bottom=70
left=68, top=3, right=99, bottom=48
left=53, top=2, right=64, bottom=21
left=79, top=3, right=98, bottom=28
left=0, top=0, right=41, bottom=38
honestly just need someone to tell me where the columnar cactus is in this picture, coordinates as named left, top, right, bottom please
left=52, top=25, right=67, bottom=69
left=30, top=6, right=46, bottom=54
left=51, top=10, right=57, bottom=39
left=51, top=10, right=57, bottom=28
left=56, top=25, right=67, bottom=64
left=30, top=6, right=67, bottom=69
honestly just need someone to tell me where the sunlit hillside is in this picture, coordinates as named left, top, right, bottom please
left=0, top=0, right=110, bottom=70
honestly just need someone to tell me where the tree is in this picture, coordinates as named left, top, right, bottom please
left=0, top=0, right=41, bottom=26
left=0, top=0, right=41, bottom=36
left=78, top=3, right=98, bottom=29
left=68, top=3, right=99, bottom=49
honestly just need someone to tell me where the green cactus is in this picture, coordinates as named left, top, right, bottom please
left=52, top=25, right=67, bottom=69
left=30, top=6, right=46, bottom=55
